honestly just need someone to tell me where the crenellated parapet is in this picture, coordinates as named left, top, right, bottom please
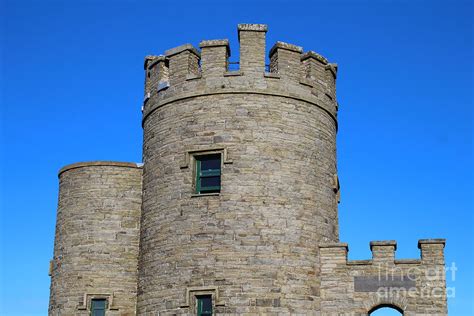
left=319, top=239, right=447, bottom=315
left=142, top=24, right=339, bottom=126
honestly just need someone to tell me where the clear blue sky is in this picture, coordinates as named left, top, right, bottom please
left=1, top=0, right=472, bottom=315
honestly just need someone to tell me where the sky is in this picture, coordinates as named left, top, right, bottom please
left=1, top=0, right=473, bottom=315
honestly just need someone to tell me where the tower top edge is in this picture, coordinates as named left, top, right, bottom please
left=145, top=55, right=166, bottom=70
left=146, top=25, right=333, bottom=69
left=269, top=41, right=304, bottom=56
left=164, top=44, right=200, bottom=58
left=301, top=51, right=329, bottom=65
left=58, top=161, right=143, bottom=177
left=370, top=240, right=397, bottom=250
left=418, top=238, right=446, bottom=248
left=237, top=23, right=268, bottom=32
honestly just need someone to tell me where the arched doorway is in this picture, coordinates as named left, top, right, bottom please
left=369, top=304, right=403, bottom=315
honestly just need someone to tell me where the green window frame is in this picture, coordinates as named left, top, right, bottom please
left=90, top=299, right=107, bottom=316
left=196, top=295, right=212, bottom=316
left=195, top=154, right=221, bottom=194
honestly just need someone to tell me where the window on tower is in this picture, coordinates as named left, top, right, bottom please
left=195, top=154, right=221, bottom=194
left=196, top=295, right=213, bottom=316
left=90, top=299, right=107, bottom=316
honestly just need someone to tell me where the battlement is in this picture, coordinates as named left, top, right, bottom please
left=319, top=239, right=447, bottom=314
left=319, top=239, right=446, bottom=266
left=142, top=24, right=339, bottom=125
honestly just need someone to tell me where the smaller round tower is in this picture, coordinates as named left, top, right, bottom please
left=49, top=162, right=142, bottom=316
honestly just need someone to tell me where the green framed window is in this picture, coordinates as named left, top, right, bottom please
left=196, top=295, right=212, bottom=316
left=90, top=299, right=106, bottom=316
left=195, top=154, right=221, bottom=194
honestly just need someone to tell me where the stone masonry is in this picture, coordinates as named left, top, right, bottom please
left=49, top=162, right=142, bottom=315
left=49, top=24, right=448, bottom=315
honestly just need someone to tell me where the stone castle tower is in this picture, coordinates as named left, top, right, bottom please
left=49, top=24, right=448, bottom=315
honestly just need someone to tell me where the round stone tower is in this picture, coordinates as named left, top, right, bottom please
left=49, top=162, right=142, bottom=315
left=138, top=24, right=339, bottom=314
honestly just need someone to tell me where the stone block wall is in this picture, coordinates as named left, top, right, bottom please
left=49, top=162, right=142, bottom=316
left=319, top=239, right=447, bottom=315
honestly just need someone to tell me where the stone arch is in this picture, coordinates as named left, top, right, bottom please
left=369, top=304, right=404, bottom=314
left=365, top=292, right=408, bottom=315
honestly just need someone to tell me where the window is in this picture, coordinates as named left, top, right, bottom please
left=196, top=295, right=212, bottom=316
left=195, top=154, right=221, bottom=194
left=90, top=299, right=107, bottom=316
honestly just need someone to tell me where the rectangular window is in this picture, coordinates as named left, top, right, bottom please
left=195, top=154, right=221, bottom=194
left=196, top=295, right=213, bottom=316
left=90, top=299, right=106, bottom=316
